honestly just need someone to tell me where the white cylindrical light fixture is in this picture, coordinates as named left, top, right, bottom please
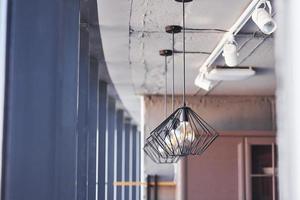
left=252, top=1, right=277, bottom=35
left=222, top=34, right=238, bottom=67
left=194, top=73, right=215, bottom=91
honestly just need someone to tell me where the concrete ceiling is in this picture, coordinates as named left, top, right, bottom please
left=97, top=0, right=276, bottom=123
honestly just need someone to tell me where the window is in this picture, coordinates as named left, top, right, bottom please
left=246, top=138, right=278, bottom=200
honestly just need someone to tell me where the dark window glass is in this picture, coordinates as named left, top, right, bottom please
left=252, top=177, right=273, bottom=200
left=251, top=145, right=272, bottom=174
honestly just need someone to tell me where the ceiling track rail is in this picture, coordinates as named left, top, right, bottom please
left=195, top=0, right=265, bottom=80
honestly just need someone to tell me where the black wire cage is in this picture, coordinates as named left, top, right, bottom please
left=145, top=106, right=219, bottom=158
left=144, top=135, right=180, bottom=164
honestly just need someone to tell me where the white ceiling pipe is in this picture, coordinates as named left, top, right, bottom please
left=195, top=0, right=266, bottom=86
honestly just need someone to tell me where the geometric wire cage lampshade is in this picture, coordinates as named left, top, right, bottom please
left=144, top=27, right=184, bottom=164
left=143, top=49, right=180, bottom=164
left=144, top=134, right=180, bottom=164
left=146, top=106, right=219, bottom=157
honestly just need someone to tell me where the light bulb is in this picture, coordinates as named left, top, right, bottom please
left=160, top=129, right=179, bottom=155
left=165, top=121, right=196, bottom=153
left=175, top=121, right=195, bottom=145
left=163, top=120, right=196, bottom=155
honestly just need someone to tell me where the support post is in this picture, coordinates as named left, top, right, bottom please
left=146, top=176, right=151, bottom=200
left=123, top=119, right=131, bottom=200
left=131, top=125, right=138, bottom=200
left=176, top=158, right=188, bottom=200
left=136, top=131, right=141, bottom=200
left=115, top=110, right=124, bottom=200
left=97, top=81, right=107, bottom=200
left=106, top=97, right=116, bottom=200
left=154, top=175, right=158, bottom=200
left=87, top=59, right=99, bottom=200
left=76, top=22, right=90, bottom=200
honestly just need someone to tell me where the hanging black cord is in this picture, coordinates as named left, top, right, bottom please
left=165, top=55, right=168, bottom=118
left=173, top=50, right=210, bottom=55
left=182, top=0, right=186, bottom=107
left=172, top=32, right=175, bottom=112
left=185, top=28, right=227, bottom=32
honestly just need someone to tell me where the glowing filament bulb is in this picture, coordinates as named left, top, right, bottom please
left=165, top=121, right=195, bottom=154
left=175, top=121, right=195, bottom=145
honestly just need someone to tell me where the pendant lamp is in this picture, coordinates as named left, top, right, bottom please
left=145, top=0, right=219, bottom=158
left=144, top=50, right=179, bottom=163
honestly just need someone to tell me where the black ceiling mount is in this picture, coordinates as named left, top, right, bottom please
left=174, top=0, right=193, bottom=2
left=159, top=49, right=173, bottom=56
left=165, top=25, right=182, bottom=34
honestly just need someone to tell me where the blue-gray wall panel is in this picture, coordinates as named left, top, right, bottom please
left=3, top=0, right=80, bottom=199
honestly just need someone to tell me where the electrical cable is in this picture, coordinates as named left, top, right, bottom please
left=237, top=31, right=257, bottom=51
left=164, top=55, right=168, bottom=118
left=182, top=0, right=186, bottom=106
left=238, top=35, right=271, bottom=65
left=172, top=32, right=175, bottom=112
left=185, top=28, right=228, bottom=33
left=174, top=50, right=211, bottom=55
